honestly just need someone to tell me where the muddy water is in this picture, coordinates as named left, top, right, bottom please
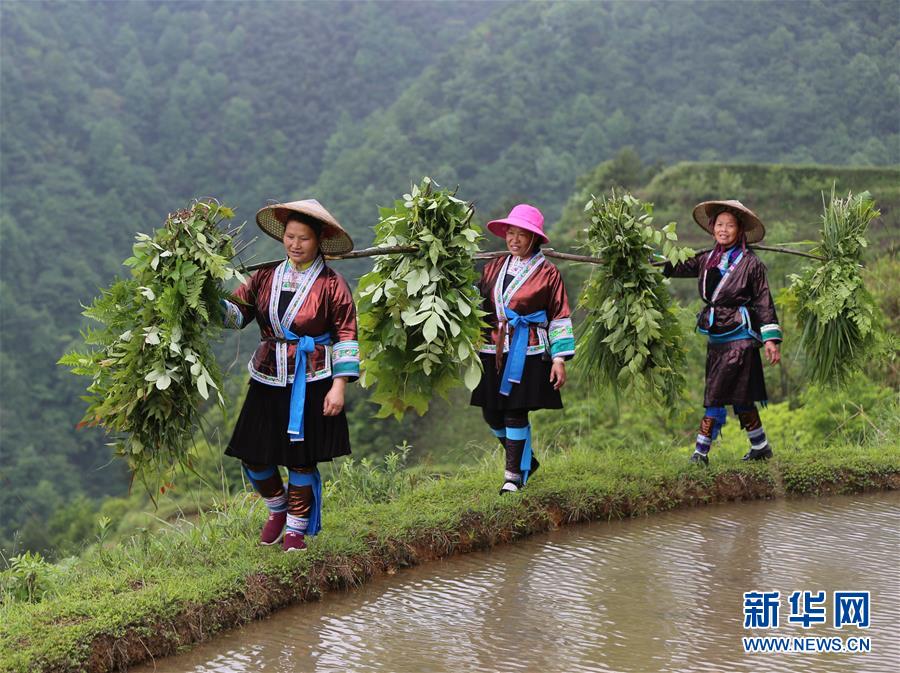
left=134, top=492, right=899, bottom=673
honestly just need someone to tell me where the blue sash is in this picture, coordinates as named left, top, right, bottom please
left=281, top=326, right=332, bottom=442
left=288, top=469, right=323, bottom=536
left=499, top=307, right=548, bottom=396
left=701, top=306, right=760, bottom=344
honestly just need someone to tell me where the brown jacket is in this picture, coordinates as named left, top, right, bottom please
left=477, top=252, right=575, bottom=360
left=223, top=257, right=359, bottom=385
left=665, top=250, right=782, bottom=342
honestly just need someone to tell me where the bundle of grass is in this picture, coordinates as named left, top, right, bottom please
left=356, top=178, right=487, bottom=418
left=786, top=189, right=892, bottom=385
left=59, top=200, right=242, bottom=494
left=576, top=192, right=695, bottom=405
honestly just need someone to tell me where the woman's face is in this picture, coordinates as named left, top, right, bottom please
left=505, top=225, right=535, bottom=258
left=283, top=220, right=319, bottom=265
left=713, top=211, right=741, bottom=248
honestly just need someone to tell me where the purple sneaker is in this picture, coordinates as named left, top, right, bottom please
left=260, top=511, right=287, bottom=545
left=283, top=531, right=307, bottom=552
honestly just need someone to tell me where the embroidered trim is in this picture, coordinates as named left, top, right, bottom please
left=254, top=257, right=325, bottom=387
left=279, top=256, right=325, bottom=332
left=297, top=345, right=332, bottom=383
left=760, top=323, right=783, bottom=341
left=332, top=340, right=360, bottom=378
left=548, top=317, right=574, bottom=358
left=478, top=344, right=546, bottom=356
left=550, top=339, right=576, bottom=359
left=485, top=253, right=549, bottom=355
left=709, top=252, right=745, bottom=304
left=492, top=252, right=546, bottom=322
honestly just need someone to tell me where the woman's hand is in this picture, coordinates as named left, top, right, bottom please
left=550, top=358, right=567, bottom=390
left=323, top=377, right=347, bottom=416
left=764, top=340, right=781, bottom=366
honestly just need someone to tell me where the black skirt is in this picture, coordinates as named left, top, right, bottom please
left=470, top=352, right=563, bottom=411
left=703, top=339, right=768, bottom=407
left=226, top=378, right=351, bottom=467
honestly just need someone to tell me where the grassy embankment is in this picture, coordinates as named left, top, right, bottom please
left=1, top=390, right=897, bottom=673
left=4, top=161, right=897, bottom=672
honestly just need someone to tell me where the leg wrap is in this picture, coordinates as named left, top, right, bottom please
left=695, top=407, right=726, bottom=455
left=287, top=465, right=322, bottom=536
left=243, top=462, right=287, bottom=512
left=503, top=410, right=529, bottom=476
left=735, top=406, right=768, bottom=451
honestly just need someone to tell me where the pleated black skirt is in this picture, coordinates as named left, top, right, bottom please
left=226, top=378, right=351, bottom=467
left=470, top=353, right=563, bottom=411
left=703, top=339, right=768, bottom=407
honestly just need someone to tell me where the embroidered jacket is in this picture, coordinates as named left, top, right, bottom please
left=664, top=249, right=782, bottom=342
left=222, top=256, right=360, bottom=385
left=476, top=252, right=575, bottom=359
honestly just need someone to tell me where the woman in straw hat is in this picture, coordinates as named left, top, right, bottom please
left=470, top=204, right=576, bottom=494
left=221, top=200, right=359, bottom=551
left=664, top=200, right=782, bottom=465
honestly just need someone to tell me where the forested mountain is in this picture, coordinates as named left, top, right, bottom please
left=312, top=0, right=898, bottom=230
left=0, top=0, right=500, bottom=551
left=0, top=0, right=897, bottom=554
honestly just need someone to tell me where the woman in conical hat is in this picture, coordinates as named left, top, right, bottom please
left=221, top=199, right=359, bottom=551
left=470, top=204, right=576, bottom=494
left=664, top=200, right=782, bottom=465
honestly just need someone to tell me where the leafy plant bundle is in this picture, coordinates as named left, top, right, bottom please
left=356, top=178, right=487, bottom=418
left=59, top=200, right=241, bottom=491
left=576, top=192, right=695, bottom=405
left=786, top=189, right=889, bottom=385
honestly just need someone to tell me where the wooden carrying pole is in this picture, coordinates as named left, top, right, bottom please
left=240, top=243, right=824, bottom=273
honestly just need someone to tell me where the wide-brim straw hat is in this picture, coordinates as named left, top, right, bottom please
left=692, top=200, right=766, bottom=244
left=486, top=204, right=550, bottom=244
left=255, top=199, right=354, bottom=255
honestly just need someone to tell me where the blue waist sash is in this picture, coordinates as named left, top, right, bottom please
left=700, top=306, right=760, bottom=344
left=280, top=327, right=332, bottom=442
left=499, top=307, right=548, bottom=396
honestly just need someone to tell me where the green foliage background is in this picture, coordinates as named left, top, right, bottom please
left=0, top=0, right=897, bottom=555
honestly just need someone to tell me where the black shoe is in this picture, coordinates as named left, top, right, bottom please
left=742, top=446, right=773, bottom=461
left=499, top=480, right=520, bottom=495
left=690, top=451, right=709, bottom=466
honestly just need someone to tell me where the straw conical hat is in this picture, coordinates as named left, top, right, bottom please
left=692, top=200, right=766, bottom=244
left=255, top=199, right=353, bottom=255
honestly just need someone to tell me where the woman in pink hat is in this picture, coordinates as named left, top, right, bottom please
left=470, top=204, right=576, bottom=494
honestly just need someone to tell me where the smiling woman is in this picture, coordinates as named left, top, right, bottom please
left=664, top=199, right=782, bottom=466
left=282, top=216, right=322, bottom=266
left=221, top=199, right=359, bottom=552
left=470, top=204, right=576, bottom=494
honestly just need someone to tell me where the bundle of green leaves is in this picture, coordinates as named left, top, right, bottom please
left=576, top=192, right=694, bottom=405
left=356, top=178, right=487, bottom=418
left=786, top=190, right=890, bottom=385
left=59, top=200, right=241, bottom=492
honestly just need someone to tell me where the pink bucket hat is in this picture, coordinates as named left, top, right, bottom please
left=486, top=204, right=549, bottom=244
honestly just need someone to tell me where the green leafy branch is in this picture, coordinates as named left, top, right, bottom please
left=576, top=192, right=694, bottom=405
left=356, top=177, right=487, bottom=418
left=784, top=189, right=893, bottom=385
left=59, top=200, right=242, bottom=494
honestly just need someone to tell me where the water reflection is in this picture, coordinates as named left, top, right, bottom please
left=133, top=492, right=900, bottom=673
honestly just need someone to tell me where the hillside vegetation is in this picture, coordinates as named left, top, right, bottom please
left=1, top=0, right=897, bottom=555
